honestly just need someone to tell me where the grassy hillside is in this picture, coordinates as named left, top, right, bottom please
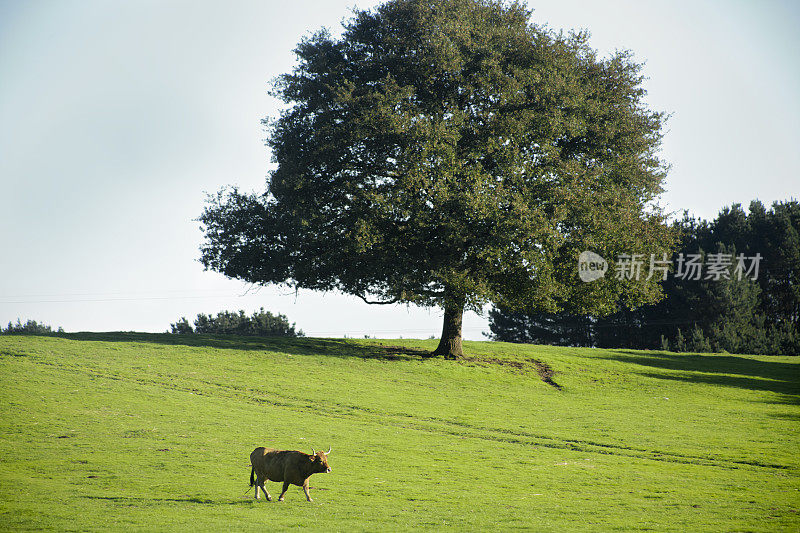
left=0, top=334, right=797, bottom=531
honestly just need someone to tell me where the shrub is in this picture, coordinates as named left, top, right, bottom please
left=169, top=308, right=303, bottom=337
left=1, top=319, right=63, bottom=335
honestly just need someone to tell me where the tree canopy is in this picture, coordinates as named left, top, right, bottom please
left=199, top=0, right=673, bottom=357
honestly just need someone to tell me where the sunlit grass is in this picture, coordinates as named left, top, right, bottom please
left=1, top=333, right=797, bottom=531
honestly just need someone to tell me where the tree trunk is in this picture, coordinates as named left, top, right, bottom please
left=432, top=296, right=465, bottom=359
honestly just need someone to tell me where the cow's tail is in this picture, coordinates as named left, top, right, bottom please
left=242, top=466, right=256, bottom=495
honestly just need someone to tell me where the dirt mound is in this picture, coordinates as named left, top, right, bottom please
left=528, top=359, right=562, bottom=390
left=460, top=356, right=562, bottom=390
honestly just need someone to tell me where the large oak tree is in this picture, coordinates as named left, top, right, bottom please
left=199, top=0, right=674, bottom=358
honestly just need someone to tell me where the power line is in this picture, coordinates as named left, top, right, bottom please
left=0, top=289, right=251, bottom=304
left=0, top=295, right=246, bottom=304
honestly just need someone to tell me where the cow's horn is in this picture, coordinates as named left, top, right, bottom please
left=311, top=447, right=315, bottom=455
left=327, top=446, right=332, bottom=454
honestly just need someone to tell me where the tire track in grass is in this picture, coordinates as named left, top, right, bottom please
left=34, top=360, right=795, bottom=473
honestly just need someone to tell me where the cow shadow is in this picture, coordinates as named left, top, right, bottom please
left=84, top=495, right=253, bottom=506
left=599, top=350, right=800, bottom=401
left=56, top=332, right=431, bottom=362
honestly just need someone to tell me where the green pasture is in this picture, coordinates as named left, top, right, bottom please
left=0, top=334, right=797, bottom=531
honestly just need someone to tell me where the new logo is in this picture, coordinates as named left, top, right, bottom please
left=578, top=251, right=608, bottom=282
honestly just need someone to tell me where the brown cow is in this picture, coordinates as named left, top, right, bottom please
left=249, top=446, right=332, bottom=502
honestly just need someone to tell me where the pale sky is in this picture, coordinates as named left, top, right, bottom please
left=1, top=0, right=798, bottom=339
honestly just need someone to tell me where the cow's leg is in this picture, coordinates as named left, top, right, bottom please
left=254, top=476, right=261, bottom=499
left=302, top=479, right=313, bottom=502
left=278, top=481, right=291, bottom=501
left=261, top=482, right=271, bottom=501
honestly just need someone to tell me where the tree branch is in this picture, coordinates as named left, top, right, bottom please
left=354, top=294, right=402, bottom=305
left=353, top=287, right=445, bottom=305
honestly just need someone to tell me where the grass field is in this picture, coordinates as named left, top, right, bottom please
left=0, top=333, right=798, bottom=531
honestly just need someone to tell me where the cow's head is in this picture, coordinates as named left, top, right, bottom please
left=310, top=447, right=332, bottom=473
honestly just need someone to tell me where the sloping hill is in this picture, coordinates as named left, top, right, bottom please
left=1, top=334, right=797, bottom=531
